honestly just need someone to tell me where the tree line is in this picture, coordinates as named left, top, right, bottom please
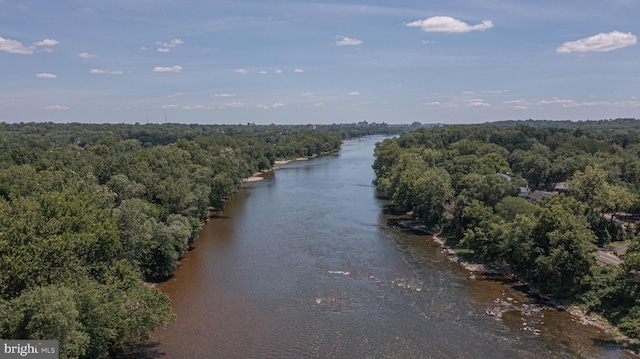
left=0, top=122, right=399, bottom=358
left=373, top=119, right=640, bottom=341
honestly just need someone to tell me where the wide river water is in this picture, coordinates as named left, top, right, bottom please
left=149, top=135, right=633, bottom=359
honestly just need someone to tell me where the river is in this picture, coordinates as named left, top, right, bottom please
left=149, top=135, right=632, bottom=359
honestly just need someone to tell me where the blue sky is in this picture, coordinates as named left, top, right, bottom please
left=1, top=0, right=639, bottom=125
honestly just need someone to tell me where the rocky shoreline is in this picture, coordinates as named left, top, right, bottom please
left=436, top=235, right=625, bottom=333
left=387, top=216, right=638, bottom=353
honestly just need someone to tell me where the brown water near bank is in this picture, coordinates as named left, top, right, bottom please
left=148, top=136, right=633, bottom=359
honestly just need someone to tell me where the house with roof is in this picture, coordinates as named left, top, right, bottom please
left=554, top=182, right=568, bottom=195
left=518, top=186, right=529, bottom=198
left=528, top=190, right=558, bottom=203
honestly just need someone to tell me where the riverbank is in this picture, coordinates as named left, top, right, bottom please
left=386, top=215, right=636, bottom=352
left=243, top=148, right=343, bottom=183
left=429, top=231, right=639, bottom=354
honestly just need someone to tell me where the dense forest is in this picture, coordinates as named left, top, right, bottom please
left=373, top=118, right=640, bottom=343
left=0, top=122, right=401, bottom=359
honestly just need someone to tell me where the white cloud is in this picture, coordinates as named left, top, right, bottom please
left=45, top=105, right=70, bottom=111
left=537, top=97, right=640, bottom=108
left=335, top=36, right=363, bottom=46
left=503, top=99, right=529, bottom=104
left=78, top=52, right=97, bottom=58
left=294, top=68, right=304, bottom=73
left=218, top=102, right=245, bottom=109
left=461, top=90, right=475, bottom=95
left=0, top=36, right=34, bottom=54
left=183, top=105, right=210, bottom=110
left=421, top=40, right=434, bottom=45
left=90, top=69, right=124, bottom=75
left=234, top=68, right=249, bottom=74
left=153, top=65, right=183, bottom=73
left=467, top=102, right=491, bottom=108
left=275, top=69, right=283, bottom=74
left=33, top=39, right=59, bottom=47
left=347, top=91, right=360, bottom=96
left=259, top=70, right=267, bottom=74
left=162, top=104, right=179, bottom=109
left=157, top=38, right=184, bottom=48
left=406, top=16, right=493, bottom=33
left=272, top=103, right=285, bottom=108
left=556, top=31, right=637, bottom=53
left=537, top=97, right=579, bottom=107
left=423, top=101, right=442, bottom=106
left=503, top=99, right=531, bottom=109
left=213, top=93, right=235, bottom=97
left=483, top=89, right=509, bottom=94
left=155, top=38, right=184, bottom=52
left=503, top=99, right=530, bottom=105
left=466, top=98, right=491, bottom=108
left=36, top=73, right=57, bottom=79
left=621, top=101, right=640, bottom=108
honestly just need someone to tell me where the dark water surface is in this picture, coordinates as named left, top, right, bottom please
left=150, top=136, right=632, bottom=359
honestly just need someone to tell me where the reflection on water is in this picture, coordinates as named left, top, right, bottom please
left=149, top=136, right=632, bottom=359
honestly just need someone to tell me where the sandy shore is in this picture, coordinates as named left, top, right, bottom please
left=243, top=174, right=265, bottom=183
left=243, top=154, right=328, bottom=183
left=241, top=147, right=340, bottom=183
left=242, top=161, right=290, bottom=183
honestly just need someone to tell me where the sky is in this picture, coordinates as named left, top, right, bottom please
left=1, top=0, right=639, bottom=125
